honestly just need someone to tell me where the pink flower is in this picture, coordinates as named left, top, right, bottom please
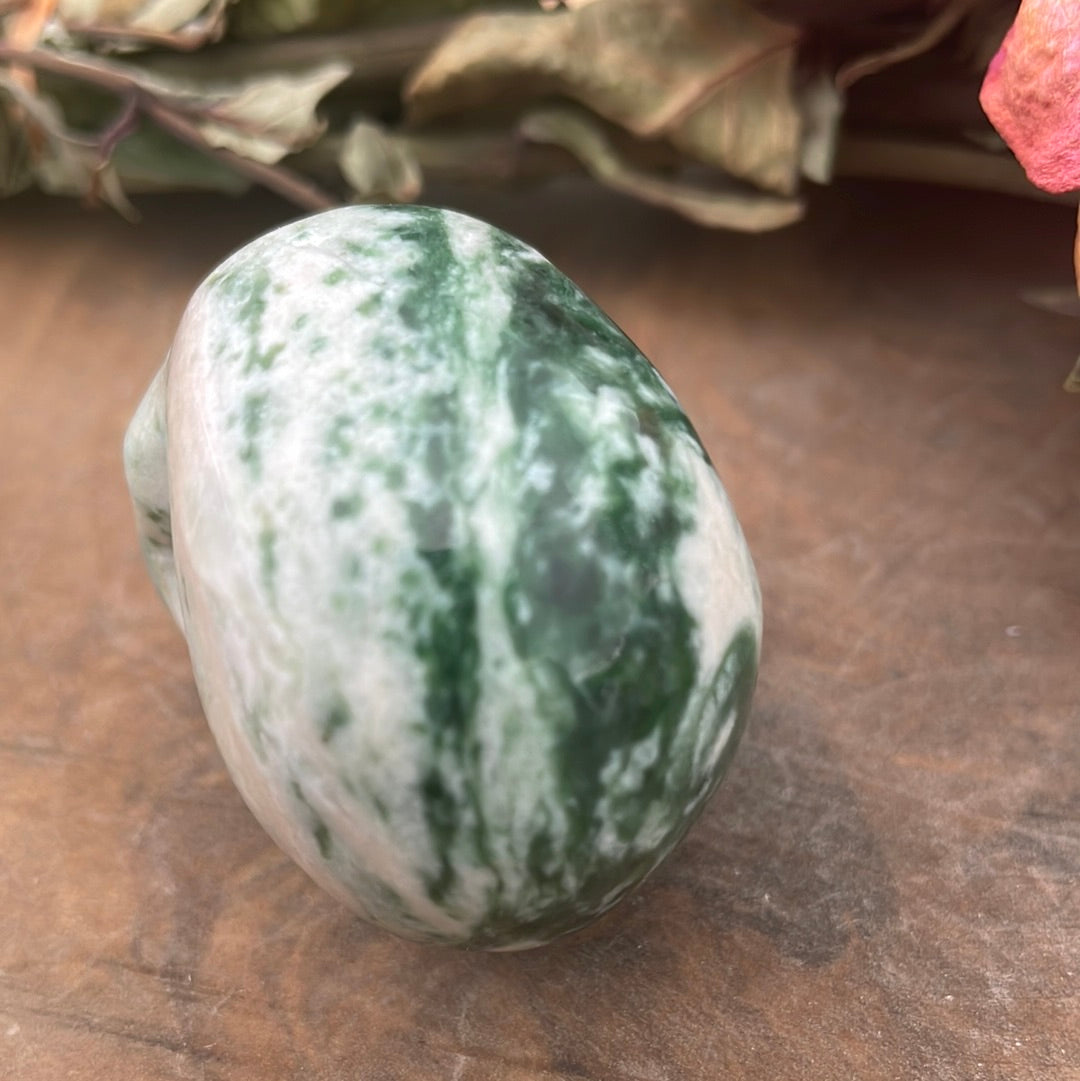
left=980, top=0, right=1080, bottom=194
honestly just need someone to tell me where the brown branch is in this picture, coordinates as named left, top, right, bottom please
left=97, top=92, right=139, bottom=161
left=0, top=43, right=341, bottom=210
left=833, top=133, right=1072, bottom=204
left=0, top=43, right=144, bottom=96
left=141, top=98, right=339, bottom=210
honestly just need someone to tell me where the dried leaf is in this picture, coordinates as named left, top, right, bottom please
left=1064, top=355, right=1080, bottom=393
left=7, top=0, right=59, bottom=48
left=110, top=122, right=250, bottom=192
left=798, top=70, right=841, bottom=183
left=520, top=106, right=803, bottom=230
left=128, top=0, right=214, bottom=29
left=337, top=118, right=422, bottom=201
left=406, top=0, right=803, bottom=195
left=188, top=62, right=349, bottom=163
left=980, top=0, right=1080, bottom=194
left=57, top=0, right=211, bottom=33
left=1020, top=286, right=1080, bottom=318
left=0, top=73, right=138, bottom=214
left=228, top=0, right=320, bottom=37
left=91, top=156, right=140, bottom=218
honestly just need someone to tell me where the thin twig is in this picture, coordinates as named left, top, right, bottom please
left=87, top=97, right=138, bottom=210
left=836, top=0, right=978, bottom=89
left=141, top=98, right=339, bottom=210
left=0, top=43, right=143, bottom=96
left=96, top=92, right=139, bottom=161
left=0, top=42, right=342, bottom=209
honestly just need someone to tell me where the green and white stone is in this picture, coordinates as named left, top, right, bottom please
left=124, top=205, right=762, bottom=950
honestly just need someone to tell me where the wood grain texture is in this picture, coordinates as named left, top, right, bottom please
left=1, top=180, right=1078, bottom=1081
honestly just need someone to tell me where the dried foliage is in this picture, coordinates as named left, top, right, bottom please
left=0, top=0, right=1050, bottom=229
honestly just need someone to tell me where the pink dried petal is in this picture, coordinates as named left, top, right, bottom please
left=979, top=0, right=1080, bottom=194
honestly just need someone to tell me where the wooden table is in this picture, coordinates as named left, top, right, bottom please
left=1, top=180, right=1077, bottom=1081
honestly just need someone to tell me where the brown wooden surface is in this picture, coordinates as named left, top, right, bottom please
left=1, top=181, right=1078, bottom=1081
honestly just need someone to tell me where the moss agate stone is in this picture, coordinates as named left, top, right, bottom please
left=123, top=205, right=762, bottom=950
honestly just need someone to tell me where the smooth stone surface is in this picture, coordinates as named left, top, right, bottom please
left=124, top=205, right=762, bottom=948
left=3, top=182, right=1079, bottom=1080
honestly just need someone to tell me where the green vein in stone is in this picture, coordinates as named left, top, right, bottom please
left=491, top=242, right=704, bottom=914
left=323, top=414, right=355, bottom=463
left=258, top=525, right=277, bottom=601
left=330, top=494, right=362, bottom=519
left=143, top=504, right=170, bottom=529
left=182, top=206, right=758, bottom=949
left=320, top=694, right=352, bottom=743
left=245, top=340, right=284, bottom=374
left=243, top=701, right=267, bottom=760
left=291, top=779, right=333, bottom=860
left=239, top=392, right=268, bottom=477
left=690, top=623, right=758, bottom=792
left=369, top=209, right=499, bottom=910
left=209, top=265, right=276, bottom=376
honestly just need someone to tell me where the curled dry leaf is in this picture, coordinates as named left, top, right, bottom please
left=520, top=106, right=803, bottom=231
left=185, top=61, right=350, bottom=163
left=57, top=0, right=214, bottom=35
left=1, top=0, right=1065, bottom=237
left=337, top=117, right=422, bottom=202
left=405, top=0, right=803, bottom=195
left=0, top=69, right=138, bottom=213
left=1064, top=353, right=1080, bottom=393
left=798, top=71, right=842, bottom=184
